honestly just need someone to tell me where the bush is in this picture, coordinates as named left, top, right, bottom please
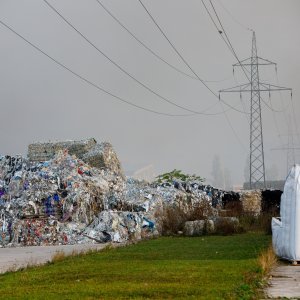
left=214, top=218, right=244, bottom=236
left=160, top=200, right=214, bottom=235
left=238, top=212, right=274, bottom=235
left=161, top=206, right=187, bottom=235
left=155, top=169, right=205, bottom=185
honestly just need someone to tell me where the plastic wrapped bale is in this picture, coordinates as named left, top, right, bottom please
left=240, top=190, right=261, bottom=215
left=272, top=165, right=300, bottom=262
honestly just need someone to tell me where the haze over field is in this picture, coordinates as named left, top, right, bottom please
left=0, top=0, right=299, bottom=186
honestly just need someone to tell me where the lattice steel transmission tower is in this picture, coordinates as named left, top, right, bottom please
left=219, top=31, right=292, bottom=189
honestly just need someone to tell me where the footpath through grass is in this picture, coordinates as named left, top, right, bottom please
left=0, top=233, right=270, bottom=299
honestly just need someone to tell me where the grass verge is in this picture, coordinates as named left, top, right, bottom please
left=0, top=233, right=270, bottom=299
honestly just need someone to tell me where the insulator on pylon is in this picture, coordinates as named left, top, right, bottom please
left=219, top=93, right=220, bottom=100
left=233, top=67, right=235, bottom=75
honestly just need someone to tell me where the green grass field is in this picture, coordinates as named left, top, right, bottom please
left=0, top=233, right=270, bottom=299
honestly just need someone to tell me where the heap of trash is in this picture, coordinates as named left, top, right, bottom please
left=0, top=138, right=280, bottom=248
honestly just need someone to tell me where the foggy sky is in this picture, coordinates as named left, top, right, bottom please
left=0, top=0, right=299, bottom=186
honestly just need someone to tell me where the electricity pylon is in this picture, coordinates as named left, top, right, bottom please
left=219, top=31, right=292, bottom=189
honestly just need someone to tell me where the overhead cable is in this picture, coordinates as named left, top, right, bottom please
left=138, top=0, right=249, bottom=115
left=95, top=0, right=231, bottom=83
left=205, top=0, right=288, bottom=115
left=0, top=19, right=195, bottom=117
left=215, top=0, right=253, bottom=32
left=138, top=0, right=247, bottom=147
left=43, top=0, right=230, bottom=116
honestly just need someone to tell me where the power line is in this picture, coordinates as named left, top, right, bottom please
left=204, top=0, right=251, bottom=84
left=219, top=101, right=246, bottom=150
left=203, top=0, right=251, bottom=122
left=0, top=19, right=194, bottom=117
left=205, top=0, right=292, bottom=116
left=219, top=31, right=292, bottom=189
left=202, top=0, right=291, bottom=163
left=95, top=0, right=195, bottom=80
left=201, top=0, right=236, bottom=58
left=95, top=0, right=230, bottom=83
left=43, top=0, right=230, bottom=116
left=215, top=0, right=253, bottom=32
left=138, top=0, right=247, bottom=148
left=275, top=71, right=300, bottom=145
left=137, top=0, right=248, bottom=115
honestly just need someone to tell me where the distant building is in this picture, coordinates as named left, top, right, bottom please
left=243, top=180, right=285, bottom=191
left=132, top=165, right=156, bottom=182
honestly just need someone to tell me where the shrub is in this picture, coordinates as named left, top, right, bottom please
left=161, top=205, right=187, bottom=235
left=160, top=199, right=214, bottom=235
left=214, top=218, right=244, bottom=235
left=238, top=212, right=274, bottom=234
left=155, top=169, right=205, bottom=185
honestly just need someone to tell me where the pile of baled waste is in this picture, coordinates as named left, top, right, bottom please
left=0, top=139, right=268, bottom=247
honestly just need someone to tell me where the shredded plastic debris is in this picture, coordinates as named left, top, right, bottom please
left=0, top=139, right=280, bottom=247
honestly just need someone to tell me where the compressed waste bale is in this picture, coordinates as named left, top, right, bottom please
left=28, top=138, right=96, bottom=162
left=0, top=150, right=122, bottom=247
left=28, top=139, right=124, bottom=178
left=240, top=190, right=261, bottom=215
left=183, top=220, right=206, bottom=236
left=0, top=141, right=247, bottom=248
left=82, top=143, right=124, bottom=178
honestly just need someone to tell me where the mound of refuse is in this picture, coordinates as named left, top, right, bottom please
left=0, top=139, right=281, bottom=247
left=0, top=148, right=213, bottom=247
left=0, top=150, right=127, bottom=246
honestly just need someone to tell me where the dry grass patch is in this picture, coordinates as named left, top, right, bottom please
left=51, top=251, right=66, bottom=263
left=258, top=244, right=277, bottom=275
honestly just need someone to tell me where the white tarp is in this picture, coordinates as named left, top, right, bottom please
left=272, top=164, right=300, bottom=261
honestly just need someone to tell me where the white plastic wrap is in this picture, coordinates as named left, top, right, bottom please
left=272, top=164, right=300, bottom=260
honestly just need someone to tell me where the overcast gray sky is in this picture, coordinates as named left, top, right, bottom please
left=0, top=0, right=299, bottom=186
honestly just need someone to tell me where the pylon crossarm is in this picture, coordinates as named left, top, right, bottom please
left=257, top=56, right=277, bottom=65
left=219, top=83, right=250, bottom=93
left=259, top=82, right=292, bottom=91
left=233, top=57, right=251, bottom=67
left=233, top=56, right=276, bottom=67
